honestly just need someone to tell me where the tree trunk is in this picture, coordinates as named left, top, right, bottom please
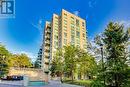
left=71, top=70, right=74, bottom=82
left=60, top=73, right=63, bottom=83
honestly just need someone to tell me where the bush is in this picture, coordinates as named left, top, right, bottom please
left=90, top=80, right=105, bottom=87
left=63, top=78, right=93, bottom=87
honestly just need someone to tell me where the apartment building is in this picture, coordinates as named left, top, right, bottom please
left=42, top=21, right=51, bottom=73
left=35, top=46, right=42, bottom=68
left=42, top=9, right=87, bottom=73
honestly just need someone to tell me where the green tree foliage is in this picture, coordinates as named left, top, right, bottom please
left=94, top=22, right=130, bottom=87
left=103, top=22, right=130, bottom=87
left=78, top=50, right=97, bottom=80
left=8, top=53, right=32, bottom=68
left=34, top=58, right=41, bottom=68
left=50, top=60, right=57, bottom=77
left=64, top=46, right=79, bottom=81
left=50, top=48, right=64, bottom=81
left=0, top=44, right=10, bottom=77
left=50, top=45, right=97, bottom=82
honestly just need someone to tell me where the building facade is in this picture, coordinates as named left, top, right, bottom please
left=35, top=46, right=42, bottom=68
left=42, top=9, right=87, bottom=73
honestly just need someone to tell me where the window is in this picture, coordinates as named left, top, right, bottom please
left=64, top=25, right=67, bottom=28
left=54, top=35, right=58, bottom=40
left=83, top=33, right=85, bottom=38
left=76, top=27, right=80, bottom=30
left=54, top=41, right=58, bottom=48
left=71, top=21, right=75, bottom=24
left=71, top=17, right=74, bottom=20
left=64, top=27, right=67, bottom=31
left=82, top=22, right=85, bottom=27
left=70, top=17, right=75, bottom=24
left=71, top=29, right=75, bottom=35
left=76, top=39, right=80, bottom=46
left=64, top=20, right=67, bottom=25
left=64, top=16, right=67, bottom=19
left=71, top=25, right=75, bottom=29
left=64, top=39, right=67, bottom=45
left=55, top=16, right=58, bottom=19
left=64, top=13, right=67, bottom=16
left=54, top=30, right=58, bottom=36
left=76, top=19, right=79, bottom=26
left=55, top=25, right=58, bottom=30
left=76, top=31, right=80, bottom=38
left=71, top=35, right=75, bottom=45
left=64, top=32, right=67, bottom=38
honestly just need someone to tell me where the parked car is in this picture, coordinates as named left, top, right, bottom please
left=1, top=75, right=23, bottom=81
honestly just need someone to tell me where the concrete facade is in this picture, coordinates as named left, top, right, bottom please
left=8, top=67, right=48, bottom=81
left=42, top=9, right=87, bottom=74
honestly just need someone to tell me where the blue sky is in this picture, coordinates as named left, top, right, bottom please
left=0, top=0, right=130, bottom=61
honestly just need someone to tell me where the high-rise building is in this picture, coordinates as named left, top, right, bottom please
left=35, top=46, right=42, bottom=68
left=42, top=9, right=87, bottom=73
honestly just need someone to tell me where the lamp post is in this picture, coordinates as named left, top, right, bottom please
left=100, top=44, right=104, bottom=70
left=100, top=44, right=105, bottom=85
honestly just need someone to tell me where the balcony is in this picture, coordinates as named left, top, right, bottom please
left=45, top=43, right=50, bottom=47
left=45, top=40, right=50, bottom=45
left=44, top=54, right=50, bottom=59
left=44, top=60, right=49, bottom=65
left=45, top=35, right=50, bottom=40
left=46, top=30, right=51, bottom=34
left=45, top=48, right=50, bottom=52
left=46, top=25, right=51, bottom=29
left=44, top=68, right=49, bottom=73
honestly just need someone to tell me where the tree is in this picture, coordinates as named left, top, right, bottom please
left=77, top=50, right=97, bottom=80
left=0, top=44, right=10, bottom=77
left=64, top=45, right=79, bottom=82
left=8, top=53, right=32, bottom=68
left=102, top=22, right=130, bottom=87
left=50, top=48, right=64, bottom=82
left=50, top=60, right=57, bottom=78
left=34, top=59, right=41, bottom=68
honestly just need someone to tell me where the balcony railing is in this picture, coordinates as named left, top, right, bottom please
left=44, top=68, right=49, bottom=73
left=46, top=30, right=51, bottom=34
left=45, top=36, right=50, bottom=40
left=45, top=60, right=49, bottom=65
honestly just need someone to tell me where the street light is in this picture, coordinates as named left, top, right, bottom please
left=100, top=43, right=105, bottom=85
left=100, top=44, right=104, bottom=69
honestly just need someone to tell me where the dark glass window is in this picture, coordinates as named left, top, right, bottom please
left=76, top=19, right=79, bottom=26
left=76, top=31, right=80, bottom=37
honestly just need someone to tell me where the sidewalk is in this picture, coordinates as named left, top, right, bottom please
left=43, top=80, right=83, bottom=87
left=0, top=80, right=84, bottom=87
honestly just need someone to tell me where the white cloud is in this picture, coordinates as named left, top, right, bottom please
left=73, top=11, right=79, bottom=16
left=119, top=20, right=130, bottom=29
left=30, top=18, right=44, bottom=44
left=12, top=51, right=37, bottom=61
left=88, top=0, right=97, bottom=8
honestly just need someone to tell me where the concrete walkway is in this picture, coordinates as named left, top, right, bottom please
left=0, top=81, right=23, bottom=87
left=43, top=80, right=83, bottom=87
left=0, top=80, right=83, bottom=87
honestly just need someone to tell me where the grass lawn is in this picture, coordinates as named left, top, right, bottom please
left=63, top=78, right=93, bottom=87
